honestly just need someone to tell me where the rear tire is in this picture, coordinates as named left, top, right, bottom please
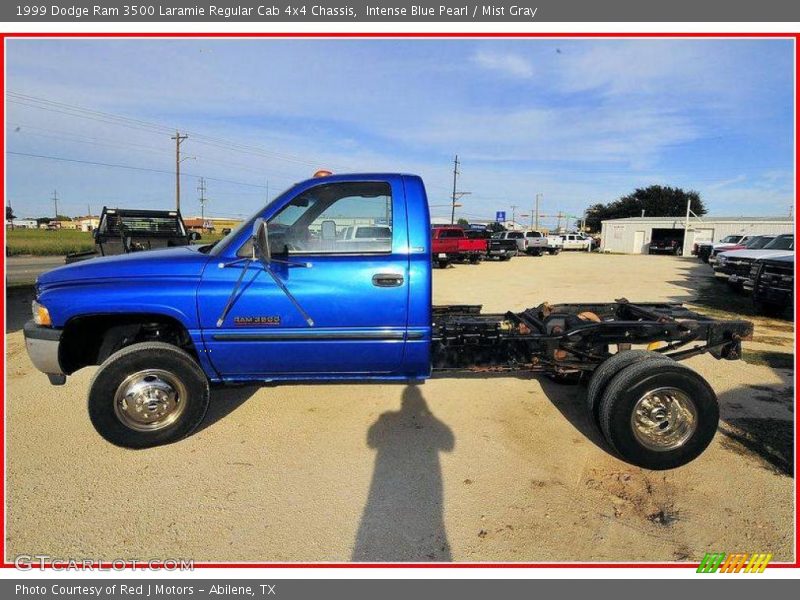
left=598, top=361, right=719, bottom=470
left=88, top=342, right=210, bottom=449
left=436, top=259, right=449, bottom=269
left=586, top=350, right=671, bottom=423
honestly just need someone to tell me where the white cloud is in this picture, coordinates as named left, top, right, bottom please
left=472, top=50, right=533, bottom=79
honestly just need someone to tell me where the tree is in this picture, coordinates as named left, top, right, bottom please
left=6, top=206, right=15, bottom=222
left=456, top=218, right=470, bottom=226
left=582, top=186, right=706, bottom=233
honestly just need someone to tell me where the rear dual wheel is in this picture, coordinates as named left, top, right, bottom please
left=587, top=351, right=719, bottom=470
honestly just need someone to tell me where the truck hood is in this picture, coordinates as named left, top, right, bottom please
left=37, top=246, right=212, bottom=288
left=718, top=248, right=794, bottom=260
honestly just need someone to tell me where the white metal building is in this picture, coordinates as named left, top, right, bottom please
left=600, top=216, right=794, bottom=254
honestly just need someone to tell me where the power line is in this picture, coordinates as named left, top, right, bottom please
left=7, top=91, right=336, bottom=170
left=7, top=150, right=270, bottom=190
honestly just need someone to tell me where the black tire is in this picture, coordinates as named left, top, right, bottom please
left=598, top=361, right=719, bottom=470
left=469, top=255, right=480, bottom=264
left=436, top=259, right=449, bottom=269
left=88, top=342, right=210, bottom=449
left=586, top=350, right=671, bottom=422
left=500, top=255, right=512, bottom=261
left=551, top=248, right=561, bottom=255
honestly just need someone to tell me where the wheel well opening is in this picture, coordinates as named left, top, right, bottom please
left=60, top=314, right=196, bottom=375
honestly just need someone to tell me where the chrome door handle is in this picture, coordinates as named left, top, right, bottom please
left=372, top=273, right=404, bottom=287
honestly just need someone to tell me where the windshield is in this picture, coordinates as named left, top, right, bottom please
left=764, top=235, right=794, bottom=251
left=746, top=236, right=774, bottom=249
left=720, top=235, right=742, bottom=243
left=209, top=184, right=298, bottom=256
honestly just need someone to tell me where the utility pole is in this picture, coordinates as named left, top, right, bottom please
left=197, top=177, right=208, bottom=222
left=450, top=154, right=460, bottom=225
left=510, top=204, right=517, bottom=229
left=534, top=193, right=542, bottom=231
left=171, top=130, right=188, bottom=212
left=52, top=190, right=59, bottom=219
left=682, top=197, right=692, bottom=257
left=448, top=154, right=471, bottom=224
left=8, top=197, right=13, bottom=230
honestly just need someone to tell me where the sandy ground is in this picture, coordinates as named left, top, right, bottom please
left=4, top=253, right=795, bottom=563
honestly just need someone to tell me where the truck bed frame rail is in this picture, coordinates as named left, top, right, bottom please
left=431, top=299, right=753, bottom=374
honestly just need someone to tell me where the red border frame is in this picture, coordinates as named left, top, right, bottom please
left=0, top=30, right=797, bottom=571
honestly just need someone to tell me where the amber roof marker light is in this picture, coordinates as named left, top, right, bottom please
left=313, top=169, right=333, bottom=178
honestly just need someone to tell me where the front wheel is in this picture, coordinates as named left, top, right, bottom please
left=88, top=342, right=210, bottom=448
left=598, top=361, right=719, bottom=470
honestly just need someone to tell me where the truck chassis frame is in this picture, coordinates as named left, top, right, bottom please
left=432, top=299, right=752, bottom=375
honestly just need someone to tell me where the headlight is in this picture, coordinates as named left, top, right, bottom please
left=718, top=255, right=727, bottom=265
left=32, top=300, right=51, bottom=326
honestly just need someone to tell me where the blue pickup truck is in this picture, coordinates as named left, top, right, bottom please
left=24, top=172, right=752, bottom=469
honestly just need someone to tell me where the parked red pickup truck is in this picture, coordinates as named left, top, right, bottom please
left=431, top=226, right=486, bottom=267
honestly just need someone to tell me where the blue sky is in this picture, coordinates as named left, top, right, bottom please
left=5, top=38, right=795, bottom=226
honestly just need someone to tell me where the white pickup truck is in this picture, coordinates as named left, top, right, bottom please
left=522, top=231, right=563, bottom=256
left=560, top=233, right=594, bottom=251
left=494, top=230, right=564, bottom=256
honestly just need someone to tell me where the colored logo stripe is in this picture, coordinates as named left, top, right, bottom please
left=696, top=552, right=772, bottom=573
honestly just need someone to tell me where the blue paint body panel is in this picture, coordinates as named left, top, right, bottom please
left=35, top=174, right=433, bottom=382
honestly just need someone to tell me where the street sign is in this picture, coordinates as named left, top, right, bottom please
left=495, top=211, right=506, bottom=222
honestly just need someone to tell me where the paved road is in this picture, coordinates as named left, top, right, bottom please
left=5, top=254, right=794, bottom=562
left=5, top=255, right=65, bottom=286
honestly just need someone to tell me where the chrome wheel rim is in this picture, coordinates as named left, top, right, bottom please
left=630, top=387, right=698, bottom=452
left=113, top=369, right=187, bottom=432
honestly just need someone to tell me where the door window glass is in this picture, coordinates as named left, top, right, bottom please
left=241, top=181, right=393, bottom=256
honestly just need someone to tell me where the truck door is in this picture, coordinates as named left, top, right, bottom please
left=197, top=178, right=410, bottom=377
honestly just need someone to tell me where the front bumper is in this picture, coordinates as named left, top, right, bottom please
left=23, top=320, right=66, bottom=385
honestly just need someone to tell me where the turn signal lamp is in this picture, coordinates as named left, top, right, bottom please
left=313, top=169, right=333, bottom=178
left=32, top=300, right=52, bottom=327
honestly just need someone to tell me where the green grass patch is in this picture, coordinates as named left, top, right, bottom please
left=6, top=228, right=95, bottom=256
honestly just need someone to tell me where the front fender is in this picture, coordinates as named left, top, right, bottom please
left=38, top=277, right=201, bottom=331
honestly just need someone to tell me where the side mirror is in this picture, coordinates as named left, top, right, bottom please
left=252, top=218, right=271, bottom=266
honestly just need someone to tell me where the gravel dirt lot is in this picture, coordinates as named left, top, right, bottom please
left=4, top=253, right=795, bottom=563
